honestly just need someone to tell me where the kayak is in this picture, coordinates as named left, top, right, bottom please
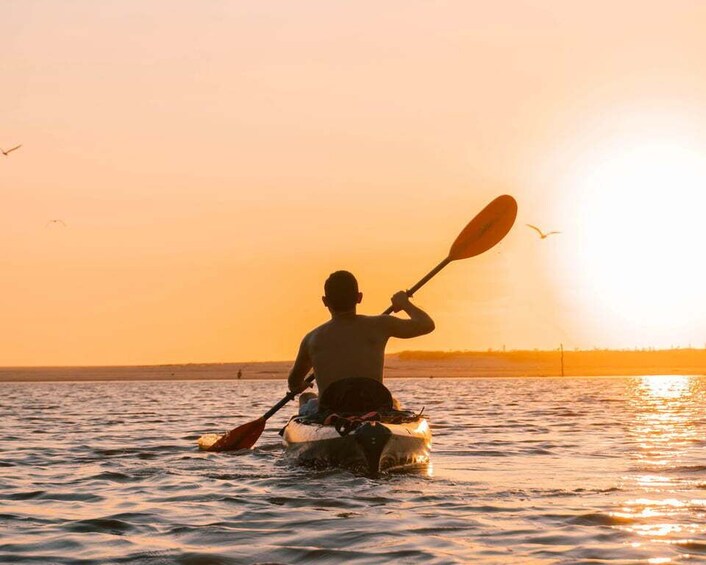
left=281, top=412, right=431, bottom=477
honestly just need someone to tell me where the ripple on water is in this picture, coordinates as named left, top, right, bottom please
left=66, top=517, right=143, bottom=535
left=6, top=490, right=45, bottom=500
left=86, top=471, right=133, bottom=483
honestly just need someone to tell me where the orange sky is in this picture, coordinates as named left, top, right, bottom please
left=3, top=2, right=706, bottom=366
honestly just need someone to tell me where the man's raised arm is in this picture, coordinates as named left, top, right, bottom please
left=383, top=291, right=435, bottom=339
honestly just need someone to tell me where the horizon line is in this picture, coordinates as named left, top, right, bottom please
left=2, top=346, right=706, bottom=370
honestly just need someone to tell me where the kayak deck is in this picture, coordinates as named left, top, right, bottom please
left=281, top=414, right=431, bottom=477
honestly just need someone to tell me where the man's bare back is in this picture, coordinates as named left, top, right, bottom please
left=288, top=272, right=434, bottom=397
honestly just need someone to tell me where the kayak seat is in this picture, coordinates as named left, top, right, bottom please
left=319, top=377, right=393, bottom=413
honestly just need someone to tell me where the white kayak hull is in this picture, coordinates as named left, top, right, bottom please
left=282, top=417, right=432, bottom=476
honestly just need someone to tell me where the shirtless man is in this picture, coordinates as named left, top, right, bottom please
left=287, top=270, right=435, bottom=412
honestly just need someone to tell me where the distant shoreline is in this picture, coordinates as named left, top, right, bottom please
left=1, top=349, right=705, bottom=382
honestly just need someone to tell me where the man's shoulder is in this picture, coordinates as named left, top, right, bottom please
left=305, top=320, right=334, bottom=340
left=364, top=314, right=399, bottom=326
left=356, top=314, right=389, bottom=323
left=356, top=314, right=396, bottom=333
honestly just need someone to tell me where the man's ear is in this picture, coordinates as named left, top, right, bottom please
left=356, top=292, right=363, bottom=304
left=322, top=296, right=329, bottom=308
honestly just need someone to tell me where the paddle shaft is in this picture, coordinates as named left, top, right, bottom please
left=263, top=389, right=301, bottom=420
left=264, top=255, right=454, bottom=422
left=381, top=257, right=451, bottom=315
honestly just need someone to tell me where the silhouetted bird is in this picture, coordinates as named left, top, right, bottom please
left=46, top=219, right=67, bottom=227
left=526, top=224, right=560, bottom=239
left=1, top=145, right=22, bottom=156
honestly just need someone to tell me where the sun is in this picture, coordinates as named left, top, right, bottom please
left=553, top=137, right=706, bottom=347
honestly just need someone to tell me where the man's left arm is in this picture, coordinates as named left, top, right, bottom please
left=287, top=336, right=313, bottom=393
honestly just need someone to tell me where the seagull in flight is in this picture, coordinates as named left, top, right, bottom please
left=1, top=145, right=22, bottom=156
left=526, top=224, right=560, bottom=239
left=46, top=219, right=67, bottom=227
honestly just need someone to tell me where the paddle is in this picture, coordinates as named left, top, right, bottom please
left=198, top=194, right=518, bottom=452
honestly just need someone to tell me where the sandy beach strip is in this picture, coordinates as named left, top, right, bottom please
left=1, top=350, right=705, bottom=382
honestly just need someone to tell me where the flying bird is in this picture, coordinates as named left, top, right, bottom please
left=46, top=219, right=67, bottom=227
left=526, top=224, right=560, bottom=239
left=1, top=145, right=22, bottom=156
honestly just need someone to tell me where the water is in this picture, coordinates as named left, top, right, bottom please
left=1, top=376, right=705, bottom=564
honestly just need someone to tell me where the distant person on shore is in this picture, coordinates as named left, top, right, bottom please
left=287, top=270, right=435, bottom=415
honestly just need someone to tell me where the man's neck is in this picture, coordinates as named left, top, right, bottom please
left=330, top=308, right=357, bottom=319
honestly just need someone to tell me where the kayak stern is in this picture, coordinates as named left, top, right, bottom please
left=354, top=421, right=391, bottom=477
left=282, top=417, right=431, bottom=476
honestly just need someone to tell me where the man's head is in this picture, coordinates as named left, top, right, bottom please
left=323, top=270, right=362, bottom=313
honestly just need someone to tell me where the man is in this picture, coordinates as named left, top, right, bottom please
left=287, top=270, right=435, bottom=413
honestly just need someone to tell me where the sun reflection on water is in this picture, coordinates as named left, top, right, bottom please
left=616, top=375, right=705, bottom=561
left=630, top=375, right=698, bottom=475
left=641, top=375, right=691, bottom=399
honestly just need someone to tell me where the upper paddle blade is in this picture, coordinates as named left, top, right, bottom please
left=448, top=194, right=518, bottom=260
left=199, top=417, right=266, bottom=452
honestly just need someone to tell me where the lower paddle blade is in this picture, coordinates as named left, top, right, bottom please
left=448, top=194, right=518, bottom=260
left=199, top=417, right=266, bottom=452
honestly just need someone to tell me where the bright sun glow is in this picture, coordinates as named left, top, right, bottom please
left=557, top=137, right=706, bottom=347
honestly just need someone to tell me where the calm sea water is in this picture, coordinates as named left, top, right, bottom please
left=1, top=376, right=705, bottom=564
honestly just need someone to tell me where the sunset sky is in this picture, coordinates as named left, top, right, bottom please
left=3, top=1, right=706, bottom=366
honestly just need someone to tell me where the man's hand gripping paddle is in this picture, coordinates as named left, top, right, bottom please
left=198, top=194, right=518, bottom=451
